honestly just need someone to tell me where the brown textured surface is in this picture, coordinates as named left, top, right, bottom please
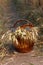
left=0, top=50, right=43, bottom=65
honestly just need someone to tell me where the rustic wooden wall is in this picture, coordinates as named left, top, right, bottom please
left=0, top=0, right=43, bottom=7
left=17, top=0, right=43, bottom=7
left=40, top=0, right=43, bottom=6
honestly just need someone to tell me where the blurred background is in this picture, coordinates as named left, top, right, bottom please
left=0, top=0, right=43, bottom=38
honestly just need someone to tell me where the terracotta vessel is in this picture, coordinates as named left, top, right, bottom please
left=12, top=19, right=35, bottom=53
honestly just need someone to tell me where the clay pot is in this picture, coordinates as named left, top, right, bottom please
left=12, top=19, right=34, bottom=53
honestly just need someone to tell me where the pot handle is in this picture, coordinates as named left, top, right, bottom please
left=13, top=19, right=34, bottom=28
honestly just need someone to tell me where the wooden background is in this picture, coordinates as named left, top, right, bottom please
left=0, top=0, right=43, bottom=7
